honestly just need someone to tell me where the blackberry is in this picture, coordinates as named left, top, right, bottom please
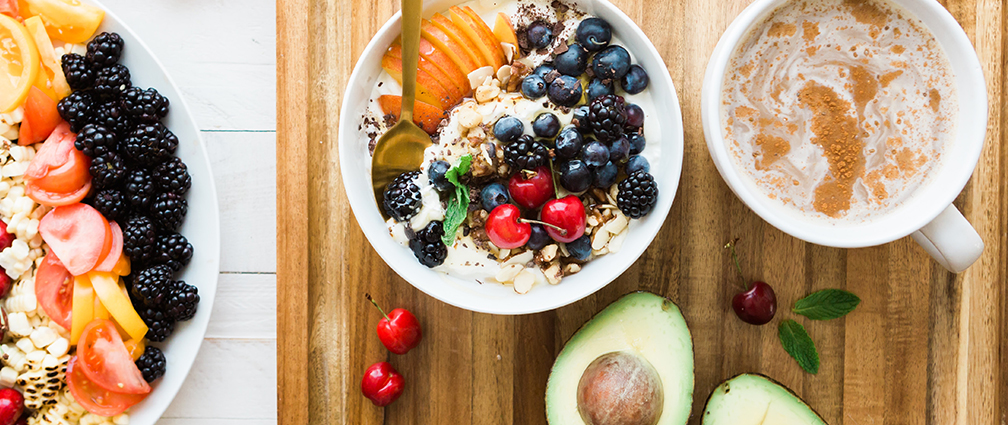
left=74, top=124, right=118, bottom=157
left=135, top=346, right=166, bottom=383
left=153, top=232, right=193, bottom=272
left=409, top=221, right=447, bottom=268
left=123, top=215, right=157, bottom=264
left=382, top=171, right=422, bottom=222
left=130, top=265, right=173, bottom=308
left=587, top=95, right=627, bottom=143
left=123, top=169, right=157, bottom=210
left=61, top=53, right=95, bottom=90
left=503, top=136, right=549, bottom=170
left=135, top=303, right=174, bottom=342
left=123, top=123, right=178, bottom=166
left=89, top=152, right=126, bottom=189
left=122, top=87, right=169, bottom=123
left=153, top=157, right=191, bottom=195
left=92, top=64, right=131, bottom=99
left=57, top=91, right=93, bottom=132
left=90, top=99, right=132, bottom=139
left=150, top=192, right=188, bottom=231
left=616, top=171, right=658, bottom=218
left=91, top=189, right=128, bottom=221
left=164, top=281, right=199, bottom=321
left=86, top=32, right=124, bottom=68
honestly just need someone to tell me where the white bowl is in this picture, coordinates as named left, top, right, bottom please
left=82, top=1, right=221, bottom=422
left=339, top=0, right=683, bottom=314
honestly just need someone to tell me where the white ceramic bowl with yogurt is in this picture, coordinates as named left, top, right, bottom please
left=339, top=0, right=683, bottom=314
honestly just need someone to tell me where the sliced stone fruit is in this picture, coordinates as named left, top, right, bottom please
left=377, top=95, right=447, bottom=135
left=449, top=6, right=506, bottom=69
left=430, top=14, right=488, bottom=69
left=421, top=19, right=480, bottom=74
left=381, top=48, right=454, bottom=110
left=702, top=374, right=827, bottom=425
left=387, top=42, right=465, bottom=106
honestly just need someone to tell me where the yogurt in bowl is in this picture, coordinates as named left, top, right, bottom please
left=340, top=0, right=683, bottom=314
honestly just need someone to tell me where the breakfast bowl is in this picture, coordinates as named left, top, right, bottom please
left=339, top=0, right=683, bottom=314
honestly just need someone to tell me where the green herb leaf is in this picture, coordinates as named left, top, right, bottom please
left=778, top=319, right=819, bottom=374
left=792, top=289, right=861, bottom=320
left=441, top=155, right=472, bottom=246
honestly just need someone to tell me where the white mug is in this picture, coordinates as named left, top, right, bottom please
left=701, top=0, right=986, bottom=272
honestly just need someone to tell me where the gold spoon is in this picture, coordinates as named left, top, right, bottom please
left=372, top=0, right=431, bottom=219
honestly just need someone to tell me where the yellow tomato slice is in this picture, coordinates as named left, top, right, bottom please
left=0, top=14, right=41, bottom=113
left=88, top=271, right=148, bottom=342
left=123, top=338, right=146, bottom=361
left=71, top=274, right=95, bottom=345
left=111, top=253, right=130, bottom=276
left=17, top=0, right=104, bottom=44
left=24, top=15, right=70, bottom=100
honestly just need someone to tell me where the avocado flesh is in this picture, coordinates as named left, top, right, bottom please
left=702, top=374, right=827, bottom=425
left=546, top=292, right=694, bottom=425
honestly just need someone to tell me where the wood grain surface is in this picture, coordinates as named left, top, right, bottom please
left=276, top=0, right=1007, bottom=423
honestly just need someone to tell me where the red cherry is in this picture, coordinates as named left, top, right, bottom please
left=539, top=195, right=586, bottom=243
left=366, top=294, right=422, bottom=355
left=0, top=388, right=24, bottom=425
left=361, top=361, right=405, bottom=407
left=508, top=166, right=555, bottom=210
left=486, top=204, right=531, bottom=248
left=732, top=281, right=777, bottom=325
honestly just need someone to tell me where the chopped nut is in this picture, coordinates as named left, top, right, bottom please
left=541, top=244, right=558, bottom=262
left=604, top=212, right=629, bottom=235
left=498, top=248, right=511, bottom=260
left=475, top=85, right=501, bottom=103
left=496, top=65, right=512, bottom=85
left=458, top=108, right=483, bottom=129
left=544, top=263, right=563, bottom=285
left=593, top=247, right=609, bottom=256
left=608, top=228, right=628, bottom=253
left=591, top=228, right=611, bottom=250
left=468, top=126, right=486, bottom=140
left=587, top=216, right=600, bottom=227
left=468, top=66, right=495, bottom=89
left=513, top=270, right=535, bottom=294
left=496, top=263, right=523, bottom=282
left=564, top=263, right=581, bottom=274
left=505, top=250, right=534, bottom=266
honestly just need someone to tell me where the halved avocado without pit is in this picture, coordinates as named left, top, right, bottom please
left=546, top=292, right=694, bottom=425
left=702, top=374, right=827, bottom=425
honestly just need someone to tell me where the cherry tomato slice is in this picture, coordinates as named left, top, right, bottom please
left=66, top=356, right=147, bottom=417
left=76, top=319, right=151, bottom=395
left=34, top=253, right=72, bottom=329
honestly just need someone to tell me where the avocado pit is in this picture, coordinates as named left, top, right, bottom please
left=576, top=351, right=664, bottom=425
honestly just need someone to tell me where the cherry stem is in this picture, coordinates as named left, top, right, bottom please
left=724, top=239, right=750, bottom=291
left=547, top=156, right=561, bottom=199
left=519, top=218, right=567, bottom=236
left=365, top=293, right=390, bottom=321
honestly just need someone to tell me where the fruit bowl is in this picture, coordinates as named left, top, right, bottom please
left=80, top=0, right=221, bottom=422
left=339, top=0, right=683, bottom=314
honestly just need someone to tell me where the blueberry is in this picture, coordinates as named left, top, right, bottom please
left=628, top=133, right=646, bottom=155
left=532, top=113, right=561, bottom=138
left=582, top=140, right=610, bottom=168
left=428, top=160, right=452, bottom=192
left=481, top=183, right=510, bottom=211
left=493, top=116, right=525, bottom=144
left=591, top=45, right=631, bottom=80
left=555, top=126, right=583, bottom=160
left=548, top=75, right=583, bottom=107
left=566, top=234, right=592, bottom=260
left=526, top=21, right=553, bottom=49
left=576, top=18, right=612, bottom=52
left=626, top=155, right=650, bottom=174
left=572, top=105, right=591, bottom=132
left=586, top=78, right=613, bottom=101
left=625, top=103, right=645, bottom=128
left=593, top=161, right=618, bottom=188
left=620, top=64, right=649, bottom=94
left=527, top=224, right=550, bottom=250
left=532, top=65, right=556, bottom=80
left=557, top=160, right=592, bottom=193
left=554, top=44, right=589, bottom=76
left=609, top=136, right=630, bottom=163
left=522, top=75, right=548, bottom=99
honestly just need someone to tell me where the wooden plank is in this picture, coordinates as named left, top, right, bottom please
left=205, top=273, right=277, bottom=340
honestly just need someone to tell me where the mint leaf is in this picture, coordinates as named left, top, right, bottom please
left=441, top=155, right=472, bottom=246
left=778, top=319, right=819, bottom=374
left=793, top=289, right=860, bottom=320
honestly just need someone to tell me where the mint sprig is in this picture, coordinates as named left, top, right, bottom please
left=441, top=155, right=472, bottom=246
left=778, top=319, right=819, bottom=374
left=793, top=289, right=860, bottom=320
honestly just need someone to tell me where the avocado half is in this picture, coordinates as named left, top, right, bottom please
left=546, top=292, right=694, bottom=425
left=701, top=374, right=827, bottom=425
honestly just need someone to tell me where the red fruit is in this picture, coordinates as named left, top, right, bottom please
left=361, top=361, right=405, bottom=407
left=0, top=221, right=14, bottom=251
left=732, top=281, right=777, bottom=325
left=507, top=166, right=554, bottom=210
left=0, top=388, right=23, bottom=425
left=486, top=204, right=531, bottom=249
left=539, top=195, right=586, bottom=243
left=366, top=294, right=422, bottom=355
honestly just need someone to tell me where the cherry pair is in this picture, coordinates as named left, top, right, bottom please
left=361, top=295, right=423, bottom=407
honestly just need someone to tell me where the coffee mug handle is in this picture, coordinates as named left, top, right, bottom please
left=910, top=205, right=984, bottom=273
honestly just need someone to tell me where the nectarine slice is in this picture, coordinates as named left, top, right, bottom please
left=430, top=14, right=489, bottom=68
left=450, top=6, right=506, bottom=69
left=381, top=50, right=454, bottom=110
left=388, top=43, right=465, bottom=105
left=421, top=19, right=480, bottom=74
left=493, top=13, right=519, bottom=48
left=377, top=95, right=447, bottom=135
left=417, top=37, right=472, bottom=97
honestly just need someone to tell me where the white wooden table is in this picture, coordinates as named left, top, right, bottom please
left=98, top=1, right=277, bottom=423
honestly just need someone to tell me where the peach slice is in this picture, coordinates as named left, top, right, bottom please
left=377, top=95, right=447, bottom=135
left=388, top=43, right=464, bottom=106
left=493, top=12, right=519, bottom=48
left=421, top=19, right=480, bottom=74
left=430, top=14, right=489, bottom=68
left=381, top=50, right=454, bottom=110
left=450, top=6, right=506, bottom=69
left=417, top=37, right=472, bottom=97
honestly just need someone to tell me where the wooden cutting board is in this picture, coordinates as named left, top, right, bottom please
left=277, top=0, right=1007, bottom=423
